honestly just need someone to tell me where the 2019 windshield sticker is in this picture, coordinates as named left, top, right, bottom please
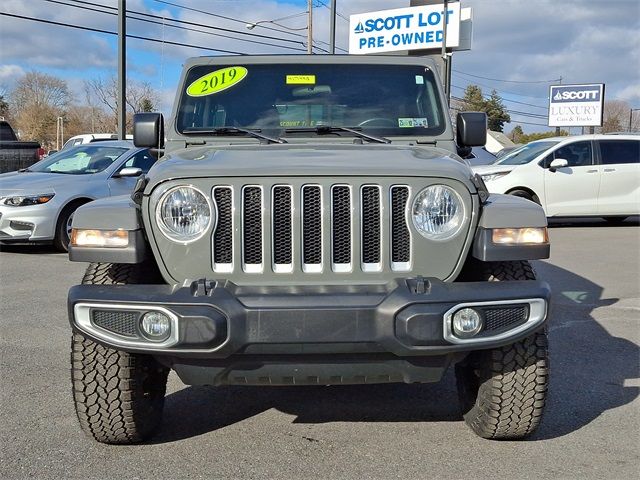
left=186, top=66, right=248, bottom=97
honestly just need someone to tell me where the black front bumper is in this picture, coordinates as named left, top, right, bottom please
left=69, top=276, right=549, bottom=356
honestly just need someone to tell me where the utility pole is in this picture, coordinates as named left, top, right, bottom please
left=441, top=0, right=449, bottom=102
left=307, top=0, right=313, bottom=54
left=555, top=76, right=562, bottom=136
left=117, top=0, right=126, bottom=139
left=629, top=108, right=640, bottom=132
left=329, top=0, right=337, bottom=54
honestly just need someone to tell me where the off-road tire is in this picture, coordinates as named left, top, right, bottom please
left=71, top=262, right=169, bottom=444
left=455, top=260, right=549, bottom=439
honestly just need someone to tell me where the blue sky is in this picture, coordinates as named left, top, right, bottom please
left=1, top=0, right=639, bottom=132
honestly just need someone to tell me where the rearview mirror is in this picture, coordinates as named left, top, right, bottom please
left=456, top=112, right=487, bottom=147
left=133, top=112, right=164, bottom=149
left=115, top=167, right=143, bottom=177
left=549, top=158, right=569, bottom=172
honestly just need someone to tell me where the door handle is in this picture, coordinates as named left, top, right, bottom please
left=587, top=169, right=598, bottom=173
left=604, top=168, right=616, bottom=172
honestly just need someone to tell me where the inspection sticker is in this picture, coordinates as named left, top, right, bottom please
left=398, top=117, right=428, bottom=128
left=286, top=75, right=316, bottom=85
left=186, top=66, right=248, bottom=97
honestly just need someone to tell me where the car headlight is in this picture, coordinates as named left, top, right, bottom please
left=412, top=185, right=465, bottom=240
left=156, top=186, right=212, bottom=243
left=1, top=193, right=55, bottom=207
left=481, top=171, right=510, bottom=182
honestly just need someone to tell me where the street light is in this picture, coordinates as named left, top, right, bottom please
left=247, top=1, right=313, bottom=54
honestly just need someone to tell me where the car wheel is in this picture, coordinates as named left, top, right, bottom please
left=53, top=203, right=83, bottom=252
left=508, top=189, right=540, bottom=205
left=454, top=260, right=549, bottom=439
left=71, top=262, right=169, bottom=444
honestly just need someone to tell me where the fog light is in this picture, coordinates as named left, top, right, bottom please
left=140, top=311, right=171, bottom=340
left=452, top=308, right=483, bottom=338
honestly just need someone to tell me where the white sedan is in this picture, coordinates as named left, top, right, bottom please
left=473, top=134, right=640, bottom=221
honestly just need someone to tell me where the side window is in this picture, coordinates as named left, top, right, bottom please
left=541, top=154, right=553, bottom=169
left=598, top=140, right=640, bottom=165
left=553, top=141, right=593, bottom=167
left=122, top=150, right=157, bottom=173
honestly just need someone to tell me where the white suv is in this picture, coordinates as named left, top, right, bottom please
left=473, top=134, right=640, bottom=220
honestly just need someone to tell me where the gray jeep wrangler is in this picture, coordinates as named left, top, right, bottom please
left=67, top=55, right=550, bottom=444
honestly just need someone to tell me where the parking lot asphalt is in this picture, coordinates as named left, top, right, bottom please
left=1, top=218, right=638, bottom=480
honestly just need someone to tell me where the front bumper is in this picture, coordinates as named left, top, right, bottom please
left=69, top=277, right=549, bottom=356
left=0, top=204, right=56, bottom=241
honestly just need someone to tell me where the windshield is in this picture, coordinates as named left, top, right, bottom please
left=177, top=63, right=446, bottom=137
left=29, top=145, right=128, bottom=174
left=493, top=141, right=559, bottom=166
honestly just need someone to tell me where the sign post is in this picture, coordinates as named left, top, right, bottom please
left=548, top=83, right=605, bottom=128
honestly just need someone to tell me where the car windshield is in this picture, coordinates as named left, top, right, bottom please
left=492, top=141, right=559, bottom=166
left=28, top=145, right=128, bottom=174
left=177, top=63, right=446, bottom=137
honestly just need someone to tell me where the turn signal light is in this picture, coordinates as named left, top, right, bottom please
left=492, top=227, right=548, bottom=245
left=70, top=229, right=129, bottom=248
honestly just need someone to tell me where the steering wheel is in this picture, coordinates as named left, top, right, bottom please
left=357, top=118, right=397, bottom=127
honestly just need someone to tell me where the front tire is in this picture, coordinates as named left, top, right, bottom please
left=71, top=262, right=169, bottom=444
left=455, top=260, right=549, bottom=439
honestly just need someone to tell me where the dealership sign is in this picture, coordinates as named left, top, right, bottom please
left=548, top=84, right=605, bottom=127
left=349, top=3, right=461, bottom=55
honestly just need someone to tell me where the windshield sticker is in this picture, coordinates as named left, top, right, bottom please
left=398, top=118, right=429, bottom=128
left=415, top=75, right=424, bottom=85
left=286, top=75, right=316, bottom=85
left=186, top=66, right=248, bottom=97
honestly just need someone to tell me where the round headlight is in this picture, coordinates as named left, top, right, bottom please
left=411, top=185, right=465, bottom=240
left=157, top=186, right=212, bottom=243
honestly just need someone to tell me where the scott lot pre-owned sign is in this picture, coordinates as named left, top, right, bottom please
left=548, top=84, right=605, bottom=127
left=349, top=3, right=461, bottom=54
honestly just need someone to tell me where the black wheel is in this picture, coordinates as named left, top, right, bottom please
left=71, top=262, right=169, bottom=444
left=604, top=216, right=627, bottom=224
left=455, top=260, right=549, bottom=439
left=53, top=202, right=84, bottom=252
left=507, top=189, right=540, bottom=205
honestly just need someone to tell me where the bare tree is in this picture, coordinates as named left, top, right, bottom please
left=84, top=75, right=159, bottom=131
left=599, top=100, right=633, bottom=133
left=8, top=71, right=72, bottom=146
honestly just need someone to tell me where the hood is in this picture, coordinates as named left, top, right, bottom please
left=147, top=143, right=475, bottom=190
left=472, top=163, right=517, bottom=175
left=0, top=171, right=76, bottom=195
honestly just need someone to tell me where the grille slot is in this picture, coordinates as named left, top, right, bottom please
left=361, top=185, right=382, bottom=271
left=391, top=186, right=411, bottom=270
left=242, top=186, right=263, bottom=272
left=272, top=185, right=293, bottom=272
left=302, top=185, right=322, bottom=272
left=482, top=305, right=528, bottom=334
left=332, top=185, right=352, bottom=271
left=92, top=310, right=140, bottom=338
left=213, top=187, right=233, bottom=271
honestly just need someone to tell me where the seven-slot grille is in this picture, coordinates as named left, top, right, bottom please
left=211, top=184, right=412, bottom=274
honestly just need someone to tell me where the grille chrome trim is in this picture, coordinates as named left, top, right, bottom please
left=390, top=185, right=412, bottom=272
left=241, top=185, right=264, bottom=273
left=361, top=184, right=383, bottom=273
left=301, top=185, right=323, bottom=273
left=271, top=185, right=294, bottom=273
left=212, top=186, right=234, bottom=273
left=331, top=184, right=353, bottom=273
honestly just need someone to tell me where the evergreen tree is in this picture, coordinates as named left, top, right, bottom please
left=461, top=85, right=511, bottom=133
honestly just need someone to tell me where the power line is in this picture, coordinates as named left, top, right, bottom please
left=64, top=0, right=318, bottom=50
left=451, top=95, right=549, bottom=125
left=451, top=74, right=551, bottom=100
left=0, top=11, right=246, bottom=55
left=43, top=0, right=309, bottom=53
left=451, top=84, right=549, bottom=111
left=453, top=69, right=561, bottom=84
left=316, top=0, right=349, bottom=22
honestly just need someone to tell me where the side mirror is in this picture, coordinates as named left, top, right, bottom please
left=115, top=167, right=143, bottom=178
left=456, top=112, right=487, bottom=147
left=548, top=158, right=569, bottom=172
left=133, top=112, right=164, bottom=149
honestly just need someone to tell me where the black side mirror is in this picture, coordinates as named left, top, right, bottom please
left=456, top=112, right=487, bottom=147
left=133, top=112, right=165, bottom=149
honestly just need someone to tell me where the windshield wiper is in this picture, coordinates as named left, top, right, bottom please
left=285, top=126, right=391, bottom=144
left=18, top=167, right=32, bottom=172
left=182, top=127, right=287, bottom=144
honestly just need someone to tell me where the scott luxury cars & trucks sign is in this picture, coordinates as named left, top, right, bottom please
left=548, top=83, right=605, bottom=127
